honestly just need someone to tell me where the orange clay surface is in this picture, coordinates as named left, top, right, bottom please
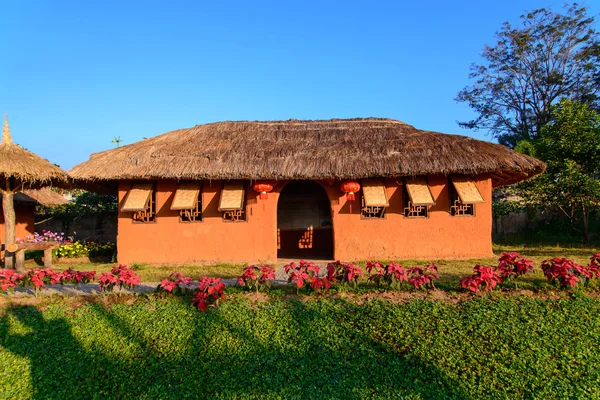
left=116, top=176, right=493, bottom=265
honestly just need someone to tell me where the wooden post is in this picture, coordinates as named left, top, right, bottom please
left=1, top=190, right=16, bottom=270
left=15, top=249, right=25, bottom=272
left=43, top=248, right=53, bottom=268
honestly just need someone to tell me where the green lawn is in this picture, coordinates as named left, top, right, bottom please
left=1, top=293, right=599, bottom=399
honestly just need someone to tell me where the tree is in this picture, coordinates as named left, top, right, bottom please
left=36, top=190, right=118, bottom=222
left=456, top=4, right=600, bottom=148
left=514, top=99, right=600, bottom=244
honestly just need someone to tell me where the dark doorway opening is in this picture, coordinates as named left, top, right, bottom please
left=277, top=181, right=333, bottom=259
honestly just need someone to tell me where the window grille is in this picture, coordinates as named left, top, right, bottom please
left=133, top=189, right=156, bottom=223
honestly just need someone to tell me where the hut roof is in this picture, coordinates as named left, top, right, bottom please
left=0, top=116, right=69, bottom=188
left=11, top=188, right=69, bottom=207
left=69, top=118, right=545, bottom=187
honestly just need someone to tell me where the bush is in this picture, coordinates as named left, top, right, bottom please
left=327, top=261, right=363, bottom=290
left=461, top=252, right=535, bottom=293
left=193, top=277, right=226, bottom=311
left=55, top=241, right=88, bottom=258
left=55, top=241, right=115, bottom=260
left=541, top=258, right=592, bottom=288
left=17, top=230, right=65, bottom=244
left=0, top=269, right=23, bottom=292
left=461, top=265, right=503, bottom=293
left=284, top=260, right=334, bottom=293
left=19, top=268, right=57, bottom=297
left=407, top=264, right=439, bottom=290
left=98, top=265, right=140, bottom=293
left=496, top=252, right=535, bottom=281
left=53, top=269, right=96, bottom=288
left=366, top=261, right=408, bottom=289
left=157, top=272, right=193, bottom=294
left=237, top=265, right=276, bottom=292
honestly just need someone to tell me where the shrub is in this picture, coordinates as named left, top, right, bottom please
left=496, top=252, right=535, bottom=281
left=98, top=265, right=140, bottom=293
left=367, top=261, right=408, bottom=289
left=55, top=241, right=88, bottom=258
left=309, top=276, right=331, bottom=292
left=366, top=262, right=385, bottom=287
left=0, top=269, right=24, bottom=292
left=327, top=261, right=363, bottom=290
left=86, top=241, right=116, bottom=259
left=157, top=272, right=193, bottom=294
left=17, top=230, right=65, bottom=244
left=541, top=258, right=592, bottom=288
left=588, top=253, right=600, bottom=278
left=193, top=277, right=226, bottom=311
left=461, top=265, right=503, bottom=293
left=55, top=241, right=115, bottom=260
left=237, top=265, right=276, bottom=292
left=284, top=260, right=320, bottom=291
left=53, top=269, right=96, bottom=289
left=284, top=261, right=334, bottom=293
left=407, top=264, right=439, bottom=290
left=19, top=268, right=57, bottom=297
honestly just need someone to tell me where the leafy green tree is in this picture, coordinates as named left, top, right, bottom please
left=514, top=99, right=600, bottom=244
left=456, top=4, right=600, bottom=147
left=36, top=190, right=117, bottom=222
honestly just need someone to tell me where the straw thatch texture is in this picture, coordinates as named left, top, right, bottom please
left=70, top=118, right=545, bottom=187
left=0, top=117, right=69, bottom=188
left=14, top=188, right=69, bottom=207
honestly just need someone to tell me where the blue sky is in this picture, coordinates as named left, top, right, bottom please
left=1, top=1, right=598, bottom=170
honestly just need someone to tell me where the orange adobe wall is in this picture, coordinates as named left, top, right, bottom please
left=116, top=176, right=493, bottom=265
left=117, top=180, right=280, bottom=265
left=322, top=175, right=493, bottom=261
left=0, top=204, right=35, bottom=257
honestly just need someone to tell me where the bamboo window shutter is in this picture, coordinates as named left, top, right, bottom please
left=172, top=182, right=202, bottom=222
left=361, top=179, right=388, bottom=218
left=404, top=177, right=434, bottom=217
left=219, top=182, right=246, bottom=221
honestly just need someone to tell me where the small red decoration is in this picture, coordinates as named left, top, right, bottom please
left=253, top=181, right=274, bottom=200
left=340, top=180, right=360, bottom=201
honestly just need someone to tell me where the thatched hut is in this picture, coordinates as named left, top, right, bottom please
left=70, top=118, right=545, bottom=264
left=0, top=116, right=69, bottom=268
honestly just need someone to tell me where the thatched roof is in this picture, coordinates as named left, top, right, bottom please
left=9, top=188, right=69, bottom=207
left=0, top=116, right=69, bottom=189
left=70, top=118, right=545, bottom=187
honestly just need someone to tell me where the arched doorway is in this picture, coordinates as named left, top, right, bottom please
left=277, top=181, right=333, bottom=259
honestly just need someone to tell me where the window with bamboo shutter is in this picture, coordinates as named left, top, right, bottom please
left=218, top=181, right=246, bottom=222
left=449, top=176, right=483, bottom=216
left=171, top=182, right=202, bottom=223
left=403, top=177, right=434, bottom=218
left=361, top=179, right=388, bottom=219
left=121, top=183, right=156, bottom=223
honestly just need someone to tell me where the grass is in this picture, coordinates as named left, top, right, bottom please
left=47, top=262, right=243, bottom=281
left=1, top=293, right=599, bottom=399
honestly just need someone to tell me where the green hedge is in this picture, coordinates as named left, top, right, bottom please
left=1, top=295, right=599, bottom=398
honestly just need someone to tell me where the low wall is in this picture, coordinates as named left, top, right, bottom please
left=36, top=215, right=117, bottom=243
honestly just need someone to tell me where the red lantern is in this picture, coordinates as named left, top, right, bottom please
left=253, top=181, right=274, bottom=200
left=340, top=180, right=360, bottom=201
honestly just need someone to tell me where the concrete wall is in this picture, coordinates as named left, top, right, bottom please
left=116, top=176, right=493, bottom=264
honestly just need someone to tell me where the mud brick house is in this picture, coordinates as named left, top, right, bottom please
left=70, top=118, right=545, bottom=264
